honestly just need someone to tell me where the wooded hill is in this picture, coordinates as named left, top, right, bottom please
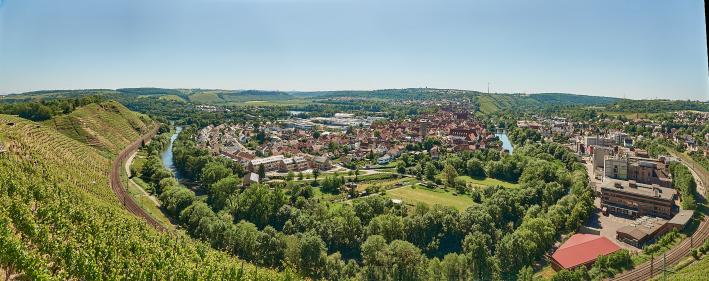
left=0, top=102, right=287, bottom=280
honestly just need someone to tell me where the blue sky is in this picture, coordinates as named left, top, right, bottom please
left=0, top=0, right=707, bottom=100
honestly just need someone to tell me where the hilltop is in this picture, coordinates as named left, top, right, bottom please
left=0, top=102, right=285, bottom=280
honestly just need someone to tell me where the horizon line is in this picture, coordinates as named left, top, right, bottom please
left=0, top=86, right=707, bottom=102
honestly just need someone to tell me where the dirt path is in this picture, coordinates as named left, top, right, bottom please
left=124, top=150, right=161, bottom=206
left=109, top=127, right=166, bottom=232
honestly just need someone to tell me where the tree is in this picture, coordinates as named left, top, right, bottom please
left=200, top=162, right=233, bottom=187
left=466, top=158, right=485, bottom=178
left=367, top=214, right=405, bottom=242
left=396, top=161, right=406, bottom=174
left=517, top=266, right=534, bottom=281
left=312, top=169, right=321, bottom=183
left=424, top=163, right=437, bottom=181
left=453, top=177, right=468, bottom=194
left=299, top=233, right=327, bottom=279
left=440, top=253, right=469, bottom=281
left=354, top=168, right=361, bottom=182
left=231, top=184, right=280, bottom=228
left=258, top=164, right=266, bottom=180
left=463, top=231, right=495, bottom=281
left=361, top=235, right=391, bottom=279
left=320, top=176, right=344, bottom=194
left=286, top=171, right=295, bottom=181
left=443, top=164, right=458, bottom=187
left=209, top=176, right=240, bottom=211
left=160, top=187, right=196, bottom=216
left=257, top=226, right=287, bottom=268
left=388, top=240, right=427, bottom=280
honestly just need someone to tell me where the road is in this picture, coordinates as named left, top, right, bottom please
left=109, top=126, right=166, bottom=232
left=611, top=158, right=708, bottom=281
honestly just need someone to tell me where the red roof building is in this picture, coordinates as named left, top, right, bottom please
left=551, top=234, right=621, bottom=270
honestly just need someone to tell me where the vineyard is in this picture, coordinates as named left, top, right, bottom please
left=44, top=101, right=150, bottom=155
left=0, top=110, right=289, bottom=280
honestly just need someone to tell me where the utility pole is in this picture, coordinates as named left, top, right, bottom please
left=650, top=254, right=654, bottom=277
left=663, top=252, right=666, bottom=281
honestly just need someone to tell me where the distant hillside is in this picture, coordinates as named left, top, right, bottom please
left=477, top=92, right=619, bottom=114
left=608, top=99, right=709, bottom=113
left=298, top=88, right=482, bottom=100
left=528, top=93, right=619, bottom=105
left=2, top=88, right=298, bottom=105
left=0, top=106, right=284, bottom=280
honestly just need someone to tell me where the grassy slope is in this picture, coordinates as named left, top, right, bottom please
left=668, top=257, right=709, bottom=281
left=188, top=91, right=224, bottom=103
left=43, top=101, right=149, bottom=155
left=0, top=106, right=284, bottom=280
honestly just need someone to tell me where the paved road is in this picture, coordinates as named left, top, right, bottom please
left=611, top=159, right=708, bottom=281
left=109, top=126, right=166, bottom=232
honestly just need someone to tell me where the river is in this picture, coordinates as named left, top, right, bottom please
left=495, top=133, right=514, bottom=154
left=161, top=126, right=183, bottom=179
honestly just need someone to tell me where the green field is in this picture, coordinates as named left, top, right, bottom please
left=188, top=91, right=223, bottom=103
left=386, top=185, right=475, bottom=211
left=228, top=99, right=309, bottom=106
left=158, top=94, right=186, bottom=102
left=456, top=175, right=520, bottom=188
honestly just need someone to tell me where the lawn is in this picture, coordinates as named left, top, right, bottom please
left=386, top=185, right=475, bottom=211
left=456, top=176, right=520, bottom=188
left=436, top=174, right=519, bottom=189
left=356, top=177, right=417, bottom=192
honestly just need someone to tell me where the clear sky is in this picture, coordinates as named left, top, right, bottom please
left=0, top=0, right=707, bottom=100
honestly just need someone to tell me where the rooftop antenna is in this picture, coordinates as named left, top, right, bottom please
left=487, top=82, right=490, bottom=94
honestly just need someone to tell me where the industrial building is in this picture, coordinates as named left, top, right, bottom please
left=600, top=179, right=678, bottom=219
left=551, top=234, right=621, bottom=270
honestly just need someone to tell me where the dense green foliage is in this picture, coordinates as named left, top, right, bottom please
left=609, top=99, right=709, bottom=113
left=0, top=95, right=103, bottom=121
left=670, top=162, right=698, bottom=210
left=160, top=125, right=594, bottom=280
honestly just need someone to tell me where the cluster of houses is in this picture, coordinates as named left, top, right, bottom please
left=516, top=117, right=576, bottom=138
left=369, top=109, right=497, bottom=153
left=196, top=109, right=500, bottom=177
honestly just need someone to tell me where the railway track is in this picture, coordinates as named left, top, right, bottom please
left=612, top=158, right=708, bottom=281
left=612, top=217, right=709, bottom=280
left=109, top=126, right=166, bottom=232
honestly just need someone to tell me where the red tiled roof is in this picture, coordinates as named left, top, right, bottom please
left=551, top=234, right=621, bottom=269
